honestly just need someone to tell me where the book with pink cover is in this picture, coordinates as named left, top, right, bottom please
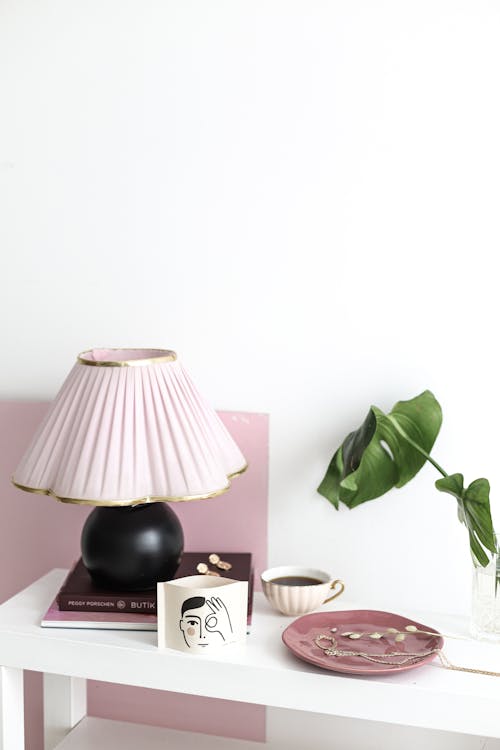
left=41, top=597, right=158, bottom=630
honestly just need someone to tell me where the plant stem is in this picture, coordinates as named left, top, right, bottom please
left=386, top=415, right=449, bottom=478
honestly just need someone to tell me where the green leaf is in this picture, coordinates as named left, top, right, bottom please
left=318, top=391, right=442, bottom=509
left=318, top=407, right=399, bottom=509
left=317, top=446, right=343, bottom=509
left=381, top=390, right=443, bottom=487
left=435, top=474, right=464, bottom=501
left=435, top=474, right=495, bottom=567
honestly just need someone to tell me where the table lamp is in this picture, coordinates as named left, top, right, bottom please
left=12, top=348, right=247, bottom=591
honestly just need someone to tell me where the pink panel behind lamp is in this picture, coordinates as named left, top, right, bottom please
left=0, top=402, right=268, bottom=749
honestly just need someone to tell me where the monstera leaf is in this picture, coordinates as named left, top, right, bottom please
left=318, top=390, right=496, bottom=567
left=318, top=391, right=442, bottom=509
left=435, top=475, right=496, bottom=567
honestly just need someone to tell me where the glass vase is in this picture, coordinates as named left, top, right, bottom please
left=470, top=541, right=500, bottom=641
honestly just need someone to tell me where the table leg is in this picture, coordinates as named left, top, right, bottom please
left=43, top=674, right=86, bottom=750
left=0, top=666, right=24, bottom=750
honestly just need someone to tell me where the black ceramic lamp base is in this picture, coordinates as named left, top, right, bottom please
left=81, top=503, right=184, bottom=591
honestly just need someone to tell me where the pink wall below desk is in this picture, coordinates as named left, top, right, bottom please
left=0, top=402, right=268, bottom=749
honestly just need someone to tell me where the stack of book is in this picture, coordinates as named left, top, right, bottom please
left=42, top=552, right=254, bottom=631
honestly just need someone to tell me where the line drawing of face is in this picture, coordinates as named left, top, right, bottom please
left=179, top=595, right=233, bottom=648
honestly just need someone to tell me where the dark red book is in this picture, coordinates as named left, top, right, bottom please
left=57, top=553, right=254, bottom=619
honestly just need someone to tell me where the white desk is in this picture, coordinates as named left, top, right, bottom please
left=1, top=570, right=500, bottom=749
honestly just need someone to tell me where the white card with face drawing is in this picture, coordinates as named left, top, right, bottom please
left=157, top=574, right=248, bottom=652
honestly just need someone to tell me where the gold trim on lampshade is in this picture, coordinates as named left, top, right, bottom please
left=77, top=348, right=177, bottom=367
left=11, top=464, right=248, bottom=506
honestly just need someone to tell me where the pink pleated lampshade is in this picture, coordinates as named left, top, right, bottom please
left=12, top=348, right=247, bottom=505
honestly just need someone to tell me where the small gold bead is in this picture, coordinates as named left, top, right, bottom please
left=207, top=570, right=221, bottom=577
left=217, top=560, right=232, bottom=571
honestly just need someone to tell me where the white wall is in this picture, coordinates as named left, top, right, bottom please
left=2, top=0, right=500, bottom=620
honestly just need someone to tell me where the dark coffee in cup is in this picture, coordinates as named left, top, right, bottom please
left=270, top=576, right=323, bottom=586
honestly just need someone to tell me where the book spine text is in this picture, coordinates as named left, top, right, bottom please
left=57, top=596, right=157, bottom=614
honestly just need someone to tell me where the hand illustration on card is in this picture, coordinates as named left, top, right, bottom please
left=205, top=596, right=233, bottom=641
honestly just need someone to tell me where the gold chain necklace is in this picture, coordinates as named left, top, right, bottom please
left=314, top=634, right=500, bottom=677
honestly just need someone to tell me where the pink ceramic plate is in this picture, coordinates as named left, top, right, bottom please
left=282, top=610, right=443, bottom=676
